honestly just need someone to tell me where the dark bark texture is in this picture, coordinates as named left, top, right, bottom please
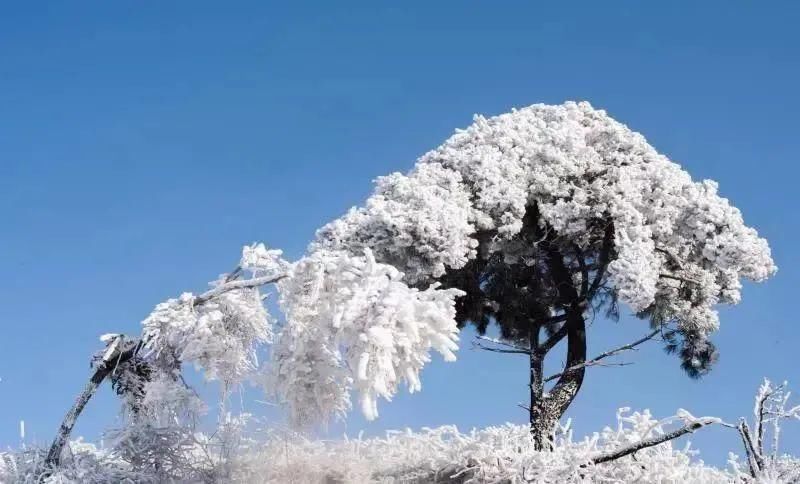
left=438, top=204, right=615, bottom=446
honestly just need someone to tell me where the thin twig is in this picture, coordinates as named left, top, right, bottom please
left=544, top=329, right=659, bottom=383
left=472, top=339, right=531, bottom=355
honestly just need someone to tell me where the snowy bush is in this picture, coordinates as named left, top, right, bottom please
left=0, top=409, right=739, bottom=483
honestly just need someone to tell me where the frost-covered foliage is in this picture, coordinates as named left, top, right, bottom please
left=124, top=243, right=287, bottom=416
left=9, top=381, right=800, bottom=483
left=44, top=244, right=290, bottom=478
left=271, top=101, right=775, bottom=424
left=728, top=379, right=800, bottom=483
left=1, top=417, right=258, bottom=483
left=245, top=410, right=733, bottom=483
left=0, top=409, right=735, bottom=483
left=142, top=243, right=285, bottom=387
left=315, top=101, right=774, bottom=315
left=1, top=440, right=135, bottom=484
left=269, top=248, right=463, bottom=424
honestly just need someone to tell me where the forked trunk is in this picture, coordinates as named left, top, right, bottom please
left=529, top=308, right=587, bottom=449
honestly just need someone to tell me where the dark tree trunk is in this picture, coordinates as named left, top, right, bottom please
left=529, top=307, right=587, bottom=448
left=528, top=224, right=590, bottom=447
left=45, top=338, right=141, bottom=469
left=529, top=324, right=546, bottom=448
left=45, top=365, right=113, bottom=467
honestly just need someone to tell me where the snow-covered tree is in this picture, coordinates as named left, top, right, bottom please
left=45, top=101, right=776, bottom=470
left=273, top=101, right=776, bottom=447
left=44, top=243, right=289, bottom=470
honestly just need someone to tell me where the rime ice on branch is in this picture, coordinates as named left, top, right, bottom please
left=272, top=101, right=775, bottom=440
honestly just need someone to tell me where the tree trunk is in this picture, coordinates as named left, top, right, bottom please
left=45, top=337, right=140, bottom=468
left=45, top=364, right=113, bottom=467
left=529, top=325, right=547, bottom=449
left=529, top=218, right=590, bottom=448
left=529, top=307, right=587, bottom=449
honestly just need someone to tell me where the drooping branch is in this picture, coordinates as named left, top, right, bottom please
left=544, top=329, right=660, bottom=383
left=45, top=268, right=286, bottom=469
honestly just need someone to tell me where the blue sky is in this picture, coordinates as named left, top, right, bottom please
left=1, top=1, right=798, bottom=465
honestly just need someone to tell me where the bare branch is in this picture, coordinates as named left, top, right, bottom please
left=473, top=337, right=531, bottom=355
left=544, top=329, right=659, bottom=383
left=475, top=336, right=529, bottom=351
left=473, top=343, right=531, bottom=355
left=539, top=322, right=569, bottom=354
left=223, top=265, right=243, bottom=283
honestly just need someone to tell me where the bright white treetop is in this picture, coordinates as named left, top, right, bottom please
left=270, top=101, right=775, bottom=425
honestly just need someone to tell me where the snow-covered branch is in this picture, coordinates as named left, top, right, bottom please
left=591, top=411, right=720, bottom=465
left=472, top=335, right=531, bottom=355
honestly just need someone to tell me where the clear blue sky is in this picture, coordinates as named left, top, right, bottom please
left=1, top=1, right=798, bottom=466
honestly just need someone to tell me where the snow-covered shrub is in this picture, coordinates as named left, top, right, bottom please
left=0, top=440, right=135, bottom=484
left=6, top=384, right=800, bottom=483
left=5, top=410, right=729, bottom=483
left=728, top=379, right=800, bottom=483
left=195, top=409, right=731, bottom=483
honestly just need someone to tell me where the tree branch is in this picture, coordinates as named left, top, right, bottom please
left=737, top=419, right=763, bottom=476
left=591, top=418, right=717, bottom=465
left=539, top=323, right=569, bottom=354
left=544, top=329, right=659, bottom=383
left=473, top=339, right=531, bottom=355
left=473, top=335, right=532, bottom=353
left=45, top=268, right=286, bottom=470
left=194, top=273, right=287, bottom=305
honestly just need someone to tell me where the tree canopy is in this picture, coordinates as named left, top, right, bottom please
left=271, top=101, right=776, bottom=428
